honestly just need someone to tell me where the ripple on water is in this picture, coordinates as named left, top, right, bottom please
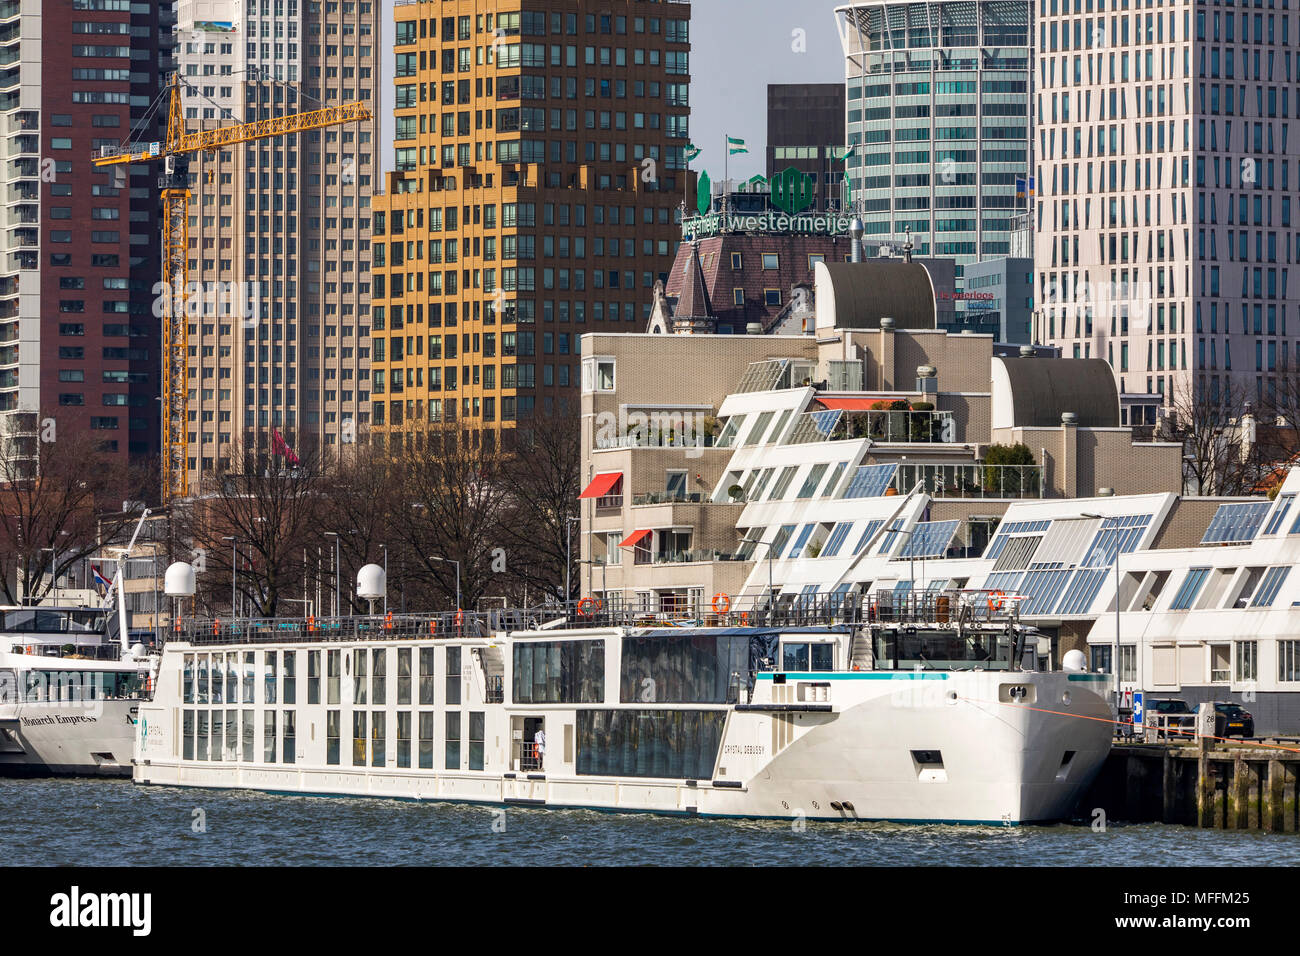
left=2, top=778, right=1298, bottom=867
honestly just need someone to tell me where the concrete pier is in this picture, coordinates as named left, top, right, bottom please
left=1082, top=741, right=1300, bottom=831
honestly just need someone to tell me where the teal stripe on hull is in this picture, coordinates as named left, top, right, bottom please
left=132, top=779, right=1036, bottom=826
left=756, top=672, right=951, bottom=681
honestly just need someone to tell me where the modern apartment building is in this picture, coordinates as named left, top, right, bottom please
left=1034, top=0, right=1300, bottom=409
left=176, top=0, right=378, bottom=479
left=369, top=0, right=690, bottom=446
left=835, top=0, right=1032, bottom=280
left=1, top=0, right=173, bottom=467
left=766, top=83, right=846, bottom=214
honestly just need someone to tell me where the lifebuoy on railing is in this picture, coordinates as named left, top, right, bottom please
left=212, top=619, right=220, bottom=636
left=429, top=619, right=438, bottom=635
left=712, top=592, right=731, bottom=614
left=307, top=615, right=317, bottom=632
left=577, top=596, right=602, bottom=617
left=739, top=610, right=750, bottom=625
left=384, top=611, right=394, bottom=630
left=987, top=590, right=1006, bottom=613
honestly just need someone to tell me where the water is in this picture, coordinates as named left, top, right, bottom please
left=4, top=778, right=1299, bottom=866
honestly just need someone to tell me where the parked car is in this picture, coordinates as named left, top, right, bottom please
left=1147, top=698, right=1196, bottom=739
left=1212, top=702, right=1255, bottom=738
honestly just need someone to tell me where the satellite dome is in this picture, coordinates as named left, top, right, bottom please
left=1062, top=649, right=1088, bottom=672
left=356, top=563, right=386, bottom=601
left=164, top=562, right=196, bottom=597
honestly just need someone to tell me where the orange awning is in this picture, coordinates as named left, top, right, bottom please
left=816, top=397, right=884, bottom=411
left=620, top=529, right=652, bottom=548
left=579, top=472, right=622, bottom=499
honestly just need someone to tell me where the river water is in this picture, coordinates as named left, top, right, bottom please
left=4, top=778, right=1298, bottom=866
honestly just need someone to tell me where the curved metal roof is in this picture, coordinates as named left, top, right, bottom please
left=996, top=357, right=1119, bottom=428
left=821, top=261, right=936, bottom=330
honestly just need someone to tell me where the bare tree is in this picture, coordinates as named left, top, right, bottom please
left=323, top=442, right=406, bottom=613
left=0, top=413, right=144, bottom=604
left=178, top=435, right=327, bottom=617
left=497, top=406, right=583, bottom=604
left=1163, top=378, right=1255, bottom=496
left=394, top=425, right=514, bottom=610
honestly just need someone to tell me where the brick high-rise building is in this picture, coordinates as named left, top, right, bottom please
left=177, top=0, right=378, bottom=480
left=1, top=0, right=173, bottom=470
left=369, top=0, right=691, bottom=446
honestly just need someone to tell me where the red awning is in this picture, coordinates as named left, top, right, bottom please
left=816, top=397, right=885, bottom=411
left=579, top=472, right=623, bottom=499
left=620, top=529, right=652, bottom=548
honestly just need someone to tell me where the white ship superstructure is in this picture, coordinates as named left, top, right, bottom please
left=0, top=607, right=152, bottom=776
left=135, top=600, right=1113, bottom=824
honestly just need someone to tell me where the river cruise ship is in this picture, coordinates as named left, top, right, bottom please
left=0, top=606, right=153, bottom=776
left=134, top=594, right=1113, bottom=825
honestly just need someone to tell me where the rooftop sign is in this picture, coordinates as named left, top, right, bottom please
left=682, top=211, right=858, bottom=238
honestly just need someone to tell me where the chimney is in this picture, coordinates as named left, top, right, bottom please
left=850, top=218, right=864, bottom=263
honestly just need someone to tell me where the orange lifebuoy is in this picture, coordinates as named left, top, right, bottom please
left=712, top=592, right=731, bottom=614
left=428, top=619, right=438, bottom=635
left=740, top=611, right=750, bottom=625
left=987, top=590, right=1005, bottom=613
left=212, top=619, right=220, bottom=636
left=577, top=596, right=602, bottom=616
left=307, top=615, right=317, bottom=632
left=384, top=611, right=393, bottom=630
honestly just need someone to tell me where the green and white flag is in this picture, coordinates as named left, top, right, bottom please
left=834, top=144, right=856, bottom=162
left=685, top=142, right=701, bottom=162
left=727, top=135, right=748, bottom=155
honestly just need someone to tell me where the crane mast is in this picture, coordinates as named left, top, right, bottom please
left=93, top=74, right=371, bottom=504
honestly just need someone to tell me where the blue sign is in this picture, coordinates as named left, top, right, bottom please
left=1132, top=691, right=1144, bottom=731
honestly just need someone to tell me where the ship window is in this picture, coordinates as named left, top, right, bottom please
left=183, top=655, right=194, bottom=703
left=244, top=652, right=256, bottom=703
left=283, top=711, right=297, bottom=764
left=619, top=632, right=774, bottom=703
left=576, top=709, right=727, bottom=779
left=512, top=640, right=605, bottom=703
left=445, top=711, right=461, bottom=769
left=469, top=712, right=485, bottom=770
left=264, top=653, right=277, bottom=705
left=264, top=710, right=277, bottom=764
left=196, top=711, right=208, bottom=761
left=370, top=712, right=385, bottom=767
left=371, top=648, right=386, bottom=705
left=282, top=651, right=296, bottom=705
left=326, top=710, right=341, bottom=765
left=445, top=647, right=462, bottom=705
left=781, top=642, right=835, bottom=672
left=183, top=710, right=195, bottom=760
left=419, top=712, right=435, bottom=768
left=396, top=712, right=412, bottom=768
left=308, top=650, right=321, bottom=705
left=326, top=650, right=340, bottom=704
left=352, top=711, right=366, bottom=766
left=352, top=648, right=367, bottom=704
left=242, top=708, right=254, bottom=761
left=210, top=712, right=222, bottom=762
left=419, top=647, right=436, bottom=705
left=397, top=648, right=412, bottom=705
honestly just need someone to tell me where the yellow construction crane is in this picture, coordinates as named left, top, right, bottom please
left=94, top=73, right=370, bottom=503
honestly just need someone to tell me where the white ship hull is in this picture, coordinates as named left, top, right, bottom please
left=0, top=699, right=140, bottom=777
left=135, top=639, right=1113, bottom=824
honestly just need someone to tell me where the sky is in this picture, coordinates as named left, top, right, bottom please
left=688, top=0, right=845, bottom=181
left=378, top=0, right=847, bottom=179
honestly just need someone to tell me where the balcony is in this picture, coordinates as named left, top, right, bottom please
left=895, top=462, right=1045, bottom=499
left=631, top=491, right=704, bottom=505
left=787, top=407, right=955, bottom=445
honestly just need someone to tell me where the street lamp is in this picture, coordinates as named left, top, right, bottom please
left=578, top=558, right=609, bottom=617
left=324, top=532, right=341, bottom=617
left=429, top=555, right=461, bottom=611
left=565, top=514, right=581, bottom=608
left=1082, top=512, right=1123, bottom=714
left=380, top=543, right=388, bottom=616
left=221, top=536, right=237, bottom=617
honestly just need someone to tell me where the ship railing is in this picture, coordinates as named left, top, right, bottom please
left=171, top=590, right=1025, bottom=644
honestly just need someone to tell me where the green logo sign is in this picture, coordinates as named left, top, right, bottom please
left=696, top=169, right=712, bottom=216
left=770, top=165, right=815, bottom=216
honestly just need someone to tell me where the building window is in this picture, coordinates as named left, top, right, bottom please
left=1235, top=641, right=1258, bottom=683
left=732, top=288, right=744, bottom=305
left=1280, top=641, right=1300, bottom=682
left=764, top=289, right=782, bottom=306
left=762, top=253, right=779, bottom=270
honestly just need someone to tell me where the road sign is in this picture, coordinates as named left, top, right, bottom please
left=1132, top=691, right=1144, bottom=731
